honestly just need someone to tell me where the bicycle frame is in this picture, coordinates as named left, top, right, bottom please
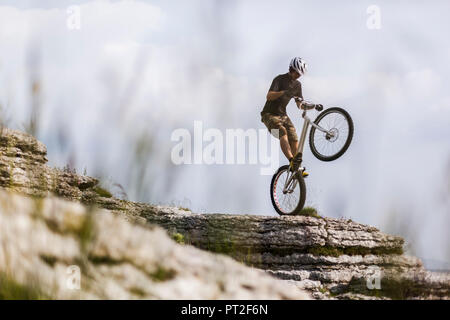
left=281, top=107, right=331, bottom=193
left=297, top=109, right=330, bottom=155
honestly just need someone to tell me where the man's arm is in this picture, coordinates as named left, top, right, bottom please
left=294, top=83, right=304, bottom=108
left=266, top=90, right=285, bottom=101
left=266, top=76, right=285, bottom=101
left=268, top=86, right=299, bottom=101
left=295, top=97, right=303, bottom=109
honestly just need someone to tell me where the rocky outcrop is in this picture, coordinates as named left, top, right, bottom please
left=0, top=128, right=98, bottom=200
left=141, top=212, right=450, bottom=299
left=0, top=189, right=310, bottom=299
left=0, top=128, right=191, bottom=218
left=0, top=127, right=449, bottom=299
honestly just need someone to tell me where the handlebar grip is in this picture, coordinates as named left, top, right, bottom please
left=315, top=104, right=323, bottom=112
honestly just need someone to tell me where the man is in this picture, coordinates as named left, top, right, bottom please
left=261, top=57, right=308, bottom=174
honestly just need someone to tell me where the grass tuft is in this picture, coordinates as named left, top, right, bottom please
left=130, top=287, right=146, bottom=297
left=78, top=210, right=96, bottom=254
left=150, top=266, right=176, bottom=282
left=172, top=233, right=185, bottom=245
left=0, top=272, right=47, bottom=300
left=297, top=206, right=322, bottom=218
left=307, top=245, right=403, bottom=257
left=93, top=186, right=113, bottom=198
left=345, top=276, right=438, bottom=300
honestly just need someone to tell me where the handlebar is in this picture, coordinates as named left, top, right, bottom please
left=295, top=98, right=323, bottom=112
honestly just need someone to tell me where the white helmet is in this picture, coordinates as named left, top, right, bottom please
left=289, top=57, right=307, bottom=75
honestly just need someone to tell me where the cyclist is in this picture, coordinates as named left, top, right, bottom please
left=260, top=57, right=308, bottom=175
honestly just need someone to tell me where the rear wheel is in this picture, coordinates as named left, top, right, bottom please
left=309, top=107, right=354, bottom=161
left=270, top=165, right=306, bottom=215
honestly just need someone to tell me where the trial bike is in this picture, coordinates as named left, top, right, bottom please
left=270, top=100, right=354, bottom=215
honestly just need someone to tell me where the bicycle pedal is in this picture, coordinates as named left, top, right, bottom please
left=300, top=167, right=309, bottom=178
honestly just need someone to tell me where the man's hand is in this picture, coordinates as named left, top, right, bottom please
left=294, top=98, right=303, bottom=109
left=300, top=101, right=323, bottom=110
left=283, top=87, right=297, bottom=98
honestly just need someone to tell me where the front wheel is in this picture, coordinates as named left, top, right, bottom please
left=270, top=165, right=306, bottom=215
left=309, top=107, right=354, bottom=162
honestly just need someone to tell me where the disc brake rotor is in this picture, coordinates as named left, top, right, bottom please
left=326, top=128, right=339, bottom=142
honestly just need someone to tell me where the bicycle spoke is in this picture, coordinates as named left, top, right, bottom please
left=273, top=169, right=301, bottom=214
left=312, top=111, right=351, bottom=158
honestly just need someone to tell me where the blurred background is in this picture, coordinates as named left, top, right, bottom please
left=0, top=0, right=449, bottom=270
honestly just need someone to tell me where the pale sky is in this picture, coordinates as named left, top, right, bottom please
left=0, top=0, right=449, bottom=269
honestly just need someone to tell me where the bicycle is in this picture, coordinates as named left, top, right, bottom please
left=270, top=99, right=354, bottom=215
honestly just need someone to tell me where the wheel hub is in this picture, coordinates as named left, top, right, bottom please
left=326, top=128, right=339, bottom=142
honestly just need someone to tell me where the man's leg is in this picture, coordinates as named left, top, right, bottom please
left=262, top=114, right=294, bottom=161
left=280, top=133, right=294, bottom=160
left=289, top=139, right=299, bottom=157
left=284, top=117, right=299, bottom=158
left=285, top=121, right=308, bottom=175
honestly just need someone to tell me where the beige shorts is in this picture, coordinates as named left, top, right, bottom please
left=261, top=113, right=298, bottom=141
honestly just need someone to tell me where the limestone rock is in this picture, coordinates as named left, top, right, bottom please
left=0, top=189, right=310, bottom=299
left=0, top=127, right=449, bottom=300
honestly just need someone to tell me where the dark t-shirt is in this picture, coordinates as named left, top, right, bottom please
left=261, top=73, right=303, bottom=116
